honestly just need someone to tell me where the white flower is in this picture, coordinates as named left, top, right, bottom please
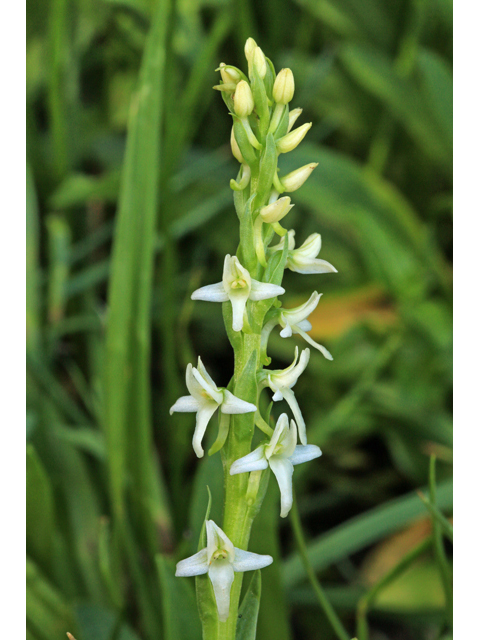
left=230, top=413, right=321, bottom=517
left=175, top=520, right=273, bottom=621
left=273, top=68, right=295, bottom=105
left=276, top=122, right=312, bottom=154
left=287, top=108, right=303, bottom=133
left=191, top=255, right=285, bottom=332
left=259, top=196, right=294, bottom=223
left=279, top=292, right=333, bottom=361
left=262, top=347, right=310, bottom=445
left=270, top=230, right=337, bottom=275
left=170, top=357, right=256, bottom=457
left=281, top=163, right=317, bottom=192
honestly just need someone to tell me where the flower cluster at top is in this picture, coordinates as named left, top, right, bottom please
left=171, top=38, right=337, bottom=622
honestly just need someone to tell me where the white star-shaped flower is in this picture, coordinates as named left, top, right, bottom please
left=191, top=255, right=285, bottom=332
left=230, top=413, right=321, bottom=517
left=170, top=357, right=256, bottom=457
left=175, top=520, right=273, bottom=621
left=259, top=347, right=310, bottom=445
left=279, top=292, right=333, bottom=361
left=270, top=230, right=337, bottom=274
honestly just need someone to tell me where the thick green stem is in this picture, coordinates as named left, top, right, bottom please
left=219, top=332, right=263, bottom=639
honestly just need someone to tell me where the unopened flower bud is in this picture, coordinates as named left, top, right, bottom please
left=253, top=47, right=267, bottom=79
left=230, top=127, right=244, bottom=164
left=260, top=196, right=294, bottom=223
left=234, top=80, right=255, bottom=117
left=273, top=69, right=295, bottom=104
left=219, top=63, right=241, bottom=85
left=245, top=38, right=258, bottom=64
left=281, top=163, right=318, bottom=192
left=288, top=108, right=303, bottom=132
left=277, top=122, right=312, bottom=154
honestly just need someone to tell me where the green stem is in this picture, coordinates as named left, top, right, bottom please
left=219, top=332, right=263, bottom=640
left=429, top=456, right=453, bottom=627
left=356, top=536, right=432, bottom=640
left=290, top=493, right=350, bottom=640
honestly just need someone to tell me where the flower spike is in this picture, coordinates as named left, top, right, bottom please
left=176, top=520, right=273, bottom=621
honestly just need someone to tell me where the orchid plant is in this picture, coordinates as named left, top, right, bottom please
left=171, top=39, right=336, bottom=639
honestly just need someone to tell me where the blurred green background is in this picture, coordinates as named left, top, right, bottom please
left=26, top=0, right=452, bottom=639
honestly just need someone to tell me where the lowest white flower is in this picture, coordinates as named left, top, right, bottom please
left=279, top=292, right=333, bottom=361
left=260, top=347, right=310, bottom=445
left=175, top=520, right=273, bottom=621
left=230, top=414, right=321, bottom=517
left=170, top=357, right=256, bottom=457
left=270, top=230, right=337, bottom=274
left=191, top=254, right=285, bottom=332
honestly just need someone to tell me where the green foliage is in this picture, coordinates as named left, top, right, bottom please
left=26, top=0, right=452, bottom=638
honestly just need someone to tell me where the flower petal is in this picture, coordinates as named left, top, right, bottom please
left=265, top=413, right=289, bottom=459
left=230, top=446, right=269, bottom=475
left=208, top=559, right=235, bottom=622
left=270, top=347, right=309, bottom=389
left=169, top=395, right=200, bottom=414
left=289, top=444, right=322, bottom=466
left=229, top=288, right=249, bottom=332
left=289, top=257, right=337, bottom=274
left=295, top=327, right=333, bottom=361
left=206, top=520, right=235, bottom=562
left=191, top=366, right=223, bottom=404
left=269, top=457, right=294, bottom=518
left=280, top=419, right=297, bottom=458
left=281, top=291, right=321, bottom=326
left=221, top=390, right=257, bottom=414
left=296, top=319, right=312, bottom=332
left=279, top=324, right=293, bottom=338
left=281, top=387, right=307, bottom=445
left=249, top=280, right=285, bottom=301
left=175, top=548, right=209, bottom=577
left=185, top=363, right=206, bottom=399
left=191, top=281, right=229, bottom=302
left=193, top=402, right=219, bottom=457
left=232, top=548, right=273, bottom=572
left=196, top=356, right=219, bottom=390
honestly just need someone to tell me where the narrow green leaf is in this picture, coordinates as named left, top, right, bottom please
left=98, top=517, right=124, bottom=609
left=237, top=571, right=262, bottom=640
left=340, top=43, right=451, bottom=171
left=417, top=491, right=453, bottom=543
left=26, top=164, right=41, bottom=354
left=26, top=446, right=55, bottom=571
left=156, top=555, right=202, bottom=640
left=283, top=478, right=453, bottom=587
left=250, top=485, right=291, bottom=640
left=103, top=0, right=172, bottom=543
left=74, top=603, right=117, bottom=640
left=46, top=215, right=71, bottom=326
left=27, top=558, right=76, bottom=640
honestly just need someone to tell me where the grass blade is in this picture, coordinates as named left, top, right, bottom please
left=103, top=0, right=172, bottom=542
left=283, top=477, right=452, bottom=588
